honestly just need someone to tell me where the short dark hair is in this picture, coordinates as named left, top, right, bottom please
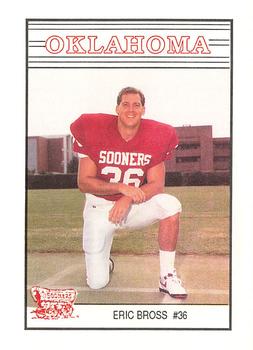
left=117, top=87, right=145, bottom=106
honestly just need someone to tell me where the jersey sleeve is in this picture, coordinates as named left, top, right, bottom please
left=70, top=114, right=95, bottom=158
left=70, top=113, right=116, bottom=159
left=164, top=125, right=178, bottom=160
left=147, top=123, right=178, bottom=168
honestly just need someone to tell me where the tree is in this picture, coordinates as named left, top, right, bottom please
left=67, top=156, right=78, bottom=173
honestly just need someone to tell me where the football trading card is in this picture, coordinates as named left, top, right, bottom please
left=25, top=19, right=232, bottom=330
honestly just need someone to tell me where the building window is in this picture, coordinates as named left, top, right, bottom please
left=176, top=156, right=201, bottom=163
left=214, top=143, right=230, bottom=150
left=214, top=156, right=229, bottom=162
left=177, top=143, right=200, bottom=150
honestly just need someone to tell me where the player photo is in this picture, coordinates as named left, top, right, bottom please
left=26, top=19, right=232, bottom=329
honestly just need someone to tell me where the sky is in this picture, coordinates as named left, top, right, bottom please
left=28, top=68, right=231, bottom=138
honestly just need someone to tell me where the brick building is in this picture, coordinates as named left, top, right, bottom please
left=27, top=135, right=73, bottom=174
left=213, top=137, right=231, bottom=171
left=166, top=125, right=230, bottom=173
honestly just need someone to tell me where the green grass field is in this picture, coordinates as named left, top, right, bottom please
left=27, top=186, right=230, bottom=255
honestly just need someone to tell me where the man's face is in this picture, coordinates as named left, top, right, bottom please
left=116, top=93, right=145, bottom=129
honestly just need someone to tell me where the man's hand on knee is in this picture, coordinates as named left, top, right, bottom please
left=108, top=196, right=133, bottom=224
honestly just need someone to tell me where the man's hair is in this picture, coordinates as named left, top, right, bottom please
left=116, top=87, right=145, bottom=106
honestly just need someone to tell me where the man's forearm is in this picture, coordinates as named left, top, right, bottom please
left=78, top=176, right=162, bottom=202
left=139, top=181, right=164, bottom=201
left=78, top=176, right=121, bottom=195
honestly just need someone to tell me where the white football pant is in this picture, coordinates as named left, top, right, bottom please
left=83, top=193, right=182, bottom=289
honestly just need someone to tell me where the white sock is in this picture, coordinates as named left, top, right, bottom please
left=159, top=250, right=176, bottom=277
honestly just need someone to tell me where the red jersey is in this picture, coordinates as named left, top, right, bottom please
left=70, top=113, right=178, bottom=201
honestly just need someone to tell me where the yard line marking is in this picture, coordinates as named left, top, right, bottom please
left=74, top=287, right=229, bottom=296
left=29, top=263, right=229, bottom=297
left=38, top=264, right=82, bottom=286
left=28, top=284, right=229, bottom=296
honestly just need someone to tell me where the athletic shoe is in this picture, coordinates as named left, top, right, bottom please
left=109, top=257, right=114, bottom=273
left=159, top=269, right=187, bottom=299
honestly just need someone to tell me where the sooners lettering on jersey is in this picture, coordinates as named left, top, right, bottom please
left=70, top=114, right=178, bottom=201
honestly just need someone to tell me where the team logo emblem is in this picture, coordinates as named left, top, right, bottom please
left=30, top=286, right=78, bottom=320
